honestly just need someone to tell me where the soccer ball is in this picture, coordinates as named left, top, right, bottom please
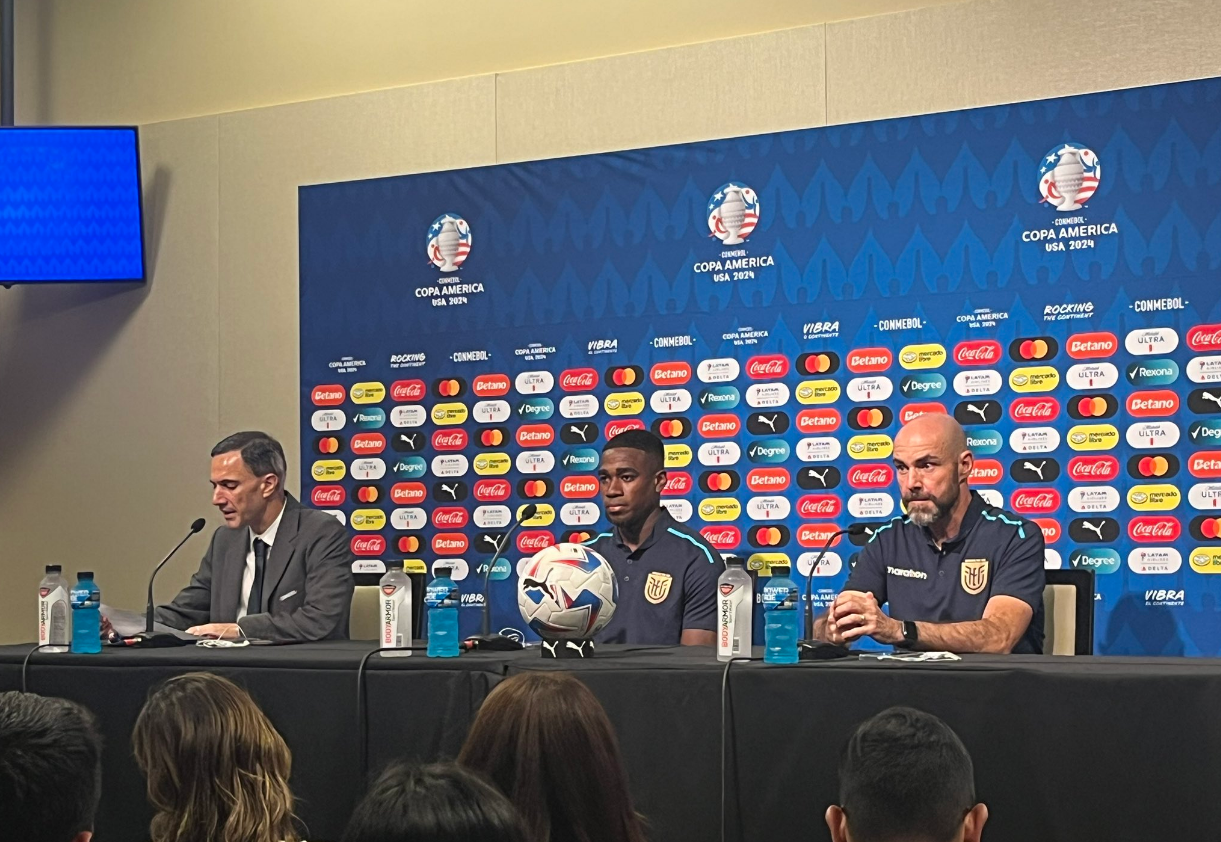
left=517, top=543, right=618, bottom=639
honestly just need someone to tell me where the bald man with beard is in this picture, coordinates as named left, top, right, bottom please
left=814, top=414, right=1046, bottom=654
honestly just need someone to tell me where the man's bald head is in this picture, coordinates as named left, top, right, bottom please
left=894, top=413, right=969, bottom=461
left=892, top=413, right=974, bottom=529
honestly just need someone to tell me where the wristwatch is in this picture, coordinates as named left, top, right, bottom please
left=902, top=620, right=919, bottom=647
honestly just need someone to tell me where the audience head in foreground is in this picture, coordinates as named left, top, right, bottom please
left=133, top=672, right=299, bottom=842
left=342, top=761, right=527, bottom=842
left=459, top=670, right=647, bottom=842
left=826, top=706, right=987, bottom=842
left=0, top=691, right=102, bottom=842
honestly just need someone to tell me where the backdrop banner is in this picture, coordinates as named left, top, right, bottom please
left=300, top=76, right=1221, bottom=655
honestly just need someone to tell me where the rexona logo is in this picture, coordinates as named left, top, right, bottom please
left=1189, top=452, right=1221, bottom=479
left=1125, top=327, right=1178, bottom=356
left=1066, top=332, right=1118, bottom=359
left=351, top=408, right=386, bottom=430
left=1070, top=548, right=1121, bottom=575
left=966, top=429, right=1003, bottom=454
left=797, top=408, right=841, bottom=433
left=954, top=340, right=1002, bottom=366
left=473, top=479, right=511, bottom=502
left=700, top=470, right=740, bottom=492
left=561, top=476, right=600, bottom=499
left=747, top=439, right=790, bottom=464
left=1127, top=390, right=1179, bottom=417
left=606, top=419, right=646, bottom=439
left=1128, top=516, right=1181, bottom=543
left=1127, top=484, right=1182, bottom=511
left=1128, top=453, right=1179, bottom=479
left=698, top=386, right=741, bottom=412
left=796, top=352, right=840, bottom=375
left=1009, top=458, right=1061, bottom=484
left=898, top=343, right=947, bottom=370
left=1009, top=336, right=1059, bottom=362
left=1010, top=398, right=1059, bottom=423
left=1068, top=394, right=1118, bottom=420
left=846, top=348, right=893, bottom=373
left=1008, top=366, right=1059, bottom=393
left=662, top=472, right=693, bottom=496
left=699, top=415, right=741, bottom=438
left=559, top=368, right=599, bottom=392
left=391, top=379, right=427, bottom=402
left=311, top=385, right=346, bottom=406
left=968, top=459, right=1003, bottom=485
left=848, top=464, right=894, bottom=489
left=1067, top=455, right=1119, bottom=482
left=471, top=374, right=511, bottom=398
left=1187, top=323, right=1221, bottom=352
left=311, top=485, right=346, bottom=506
left=747, top=468, right=790, bottom=493
left=1126, top=359, right=1180, bottom=386
left=900, top=403, right=948, bottom=425
left=652, top=417, right=691, bottom=440
left=515, top=425, right=555, bottom=448
left=701, top=526, right=742, bottom=550
left=1010, top=489, right=1060, bottom=514
left=431, top=429, right=469, bottom=451
left=650, top=361, right=692, bottom=386
left=561, top=448, right=600, bottom=471
left=901, top=373, right=947, bottom=399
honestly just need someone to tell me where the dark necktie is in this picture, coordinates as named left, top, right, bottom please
left=249, top=538, right=268, bottom=615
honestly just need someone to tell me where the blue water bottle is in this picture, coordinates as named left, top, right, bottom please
left=425, top=565, right=460, bottom=658
left=70, top=571, right=102, bottom=654
left=762, top=563, right=799, bottom=664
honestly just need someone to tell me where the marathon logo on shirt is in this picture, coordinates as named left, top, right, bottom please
left=886, top=566, right=928, bottom=580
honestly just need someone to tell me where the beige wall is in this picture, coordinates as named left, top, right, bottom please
left=1, top=0, right=1219, bottom=643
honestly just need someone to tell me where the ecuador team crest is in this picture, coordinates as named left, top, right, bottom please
left=960, top=559, right=990, bottom=595
left=645, top=571, right=673, bottom=604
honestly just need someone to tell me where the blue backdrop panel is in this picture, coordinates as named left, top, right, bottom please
left=300, top=77, right=1221, bottom=655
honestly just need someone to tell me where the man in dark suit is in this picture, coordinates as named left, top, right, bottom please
left=155, top=431, right=354, bottom=641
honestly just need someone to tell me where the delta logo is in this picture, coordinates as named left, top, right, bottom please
left=848, top=464, right=894, bottom=489
left=796, top=352, right=840, bottom=375
left=1187, top=324, right=1221, bottom=353
left=1126, top=390, right=1179, bottom=417
left=471, top=374, right=511, bottom=398
left=473, top=479, right=511, bottom=502
left=560, top=476, right=599, bottom=499
left=559, top=368, right=599, bottom=393
left=652, top=417, right=692, bottom=440
left=746, top=354, right=790, bottom=380
left=432, top=429, right=469, bottom=451
left=311, top=385, right=346, bottom=406
left=1010, top=488, right=1061, bottom=515
left=1068, top=394, right=1118, bottom=420
left=516, top=424, right=555, bottom=448
left=797, top=494, right=842, bottom=519
left=605, top=365, right=644, bottom=387
left=432, top=507, right=470, bottom=529
left=847, top=348, right=893, bottom=373
left=968, top=459, right=1003, bottom=485
left=432, top=533, right=470, bottom=556
left=953, top=340, right=1002, bottom=367
left=605, top=418, right=646, bottom=440
left=1009, top=337, right=1059, bottom=362
left=311, top=485, right=346, bottom=506
left=750, top=525, right=791, bottom=548
left=351, top=536, right=386, bottom=557
left=699, top=415, right=741, bottom=438
left=1010, top=398, right=1059, bottom=423
left=663, top=472, right=693, bottom=496
left=1128, top=453, right=1179, bottom=479
left=700, top=526, right=742, bottom=550
left=798, top=523, right=844, bottom=548
left=1068, top=455, right=1120, bottom=483
left=900, top=403, right=948, bottom=425
left=650, top=361, right=692, bottom=386
left=390, top=380, right=427, bottom=402
left=700, top=470, right=740, bottom=492
left=747, top=468, right=790, bottom=493
left=1128, top=516, right=1181, bottom=543
left=1066, top=332, right=1118, bottom=359
left=797, top=408, right=841, bottom=433
left=390, top=482, right=427, bottom=505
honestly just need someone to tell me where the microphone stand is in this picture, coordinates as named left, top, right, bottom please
left=798, top=524, right=865, bottom=661
left=463, top=505, right=536, bottom=651
left=129, top=518, right=206, bottom=648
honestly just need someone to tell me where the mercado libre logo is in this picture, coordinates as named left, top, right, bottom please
left=1023, top=141, right=1118, bottom=253
left=695, top=182, right=774, bottom=281
left=418, top=212, right=484, bottom=308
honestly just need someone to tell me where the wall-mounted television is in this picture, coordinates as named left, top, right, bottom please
left=0, top=127, right=145, bottom=284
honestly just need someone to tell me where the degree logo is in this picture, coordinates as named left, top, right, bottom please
left=516, top=397, right=555, bottom=420
left=796, top=352, right=840, bottom=375
left=391, top=456, right=427, bottom=480
left=311, top=385, right=346, bottom=406
left=901, top=373, right=947, bottom=399
left=1009, top=336, right=1059, bottom=362
left=747, top=439, right=790, bottom=464
left=349, top=382, right=386, bottom=404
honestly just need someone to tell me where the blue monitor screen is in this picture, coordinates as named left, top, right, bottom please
left=0, top=127, right=145, bottom=283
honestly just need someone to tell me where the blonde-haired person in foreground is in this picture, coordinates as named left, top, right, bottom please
left=132, top=672, right=302, bottom=842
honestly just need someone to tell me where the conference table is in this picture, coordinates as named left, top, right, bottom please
left=1, top=642, right=1217, bottom=842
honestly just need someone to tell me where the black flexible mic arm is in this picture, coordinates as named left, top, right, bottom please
left=145, top=517, right=207, bottom=634
left=479, top=504, right=537, bottom=637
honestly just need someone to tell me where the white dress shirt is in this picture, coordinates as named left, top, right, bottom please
left=237, top=503, right=286, bottom=620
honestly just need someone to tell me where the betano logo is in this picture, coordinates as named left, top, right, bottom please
left=650, top=361, right=692, bottom=386
left=1066, top=332, right=1118, bottom=359
left=471, top=374, right=510, bottom=397
left=846, top=348, right=893, bottom=373
left=311, top=385, right=345, bottom=406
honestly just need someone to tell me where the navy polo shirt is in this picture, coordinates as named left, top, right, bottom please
left=844, top=491, right=1046, bottom=654
left=585, top=508, right=722, bottom=645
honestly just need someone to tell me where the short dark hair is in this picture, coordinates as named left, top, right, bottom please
left=211, top=431, right=287, bottom=488
left=0, top=691, right=102, bottom=842
left=342, top=762, right=527, bottom=842
left=839, top=707, right=976, bottom=842
left=603, top=429, right=665, bottom=472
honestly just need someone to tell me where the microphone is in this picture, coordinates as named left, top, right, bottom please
left=798, top=522, right=868, bottom=661
left=129, top=518, right=206, bottom=647
left=464, top=503, right=538, bottom=652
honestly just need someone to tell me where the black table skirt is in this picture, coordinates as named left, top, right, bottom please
left=3, top=643, right=1219, bottom=842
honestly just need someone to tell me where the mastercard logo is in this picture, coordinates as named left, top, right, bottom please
left=563, top=530, right=595, bottom=544
left=479, top=428, right=508, bottom=447
left=653, top=417, right=692, bottom=439
left=850, top=407, right=890, bottom=430
left=520, top=479, right=553, bottom=499
left=396, top=535, right=423, bottom=554
left=1074, top=396, right=1112, bottom=418
left=700, top=471, right=739, bottom=492
left=750, top=526, right=789, bottom=548
left=1136, top=455, right=1174, bottom=478
left=354, top=485, right=381, bottom=503
left=1193, top=517, right=1221, bottom=540
left=796, top=352, right=840, bottom=375
left=315, top=436, right=342, bottom=455
left=1010, top=337, right=1059, bottom=362
left=433, top=378, right=465, bottom=398
left=605, top=366, right=644, bottom=387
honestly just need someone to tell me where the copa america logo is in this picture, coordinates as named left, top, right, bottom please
left=707, top=182, right=759, bottom=245
left=1038, top=143, right=1100, bottom=212
left=427, top=213, right=472, bottom=272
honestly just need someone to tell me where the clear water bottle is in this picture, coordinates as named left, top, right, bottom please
left=380, top=561, right=412, bottom=657
left=716, top=556, right=753, bottom=662
left=762, top=563, right=798, bottom=664
left=70, top=571, right=102, bottom=654
left=425, top=565, right=460, bottom=658
left=38, top=565, right=71, bottom=653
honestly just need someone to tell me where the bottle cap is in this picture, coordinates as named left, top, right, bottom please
left=434, top=565, right=453, bottom=578
left=388, top=560, right=404, bottom=570
left=45, top=565, right=62, bottom=573
left=723, top=554, right=743, bottom=567
left=77, top=571, right=94, bottom=580
left=769, top=563, right=791, bottom=576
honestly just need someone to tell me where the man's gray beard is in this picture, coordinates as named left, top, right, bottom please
left=906, top=493, right=956, bottom=527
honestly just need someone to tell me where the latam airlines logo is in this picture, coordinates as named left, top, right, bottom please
left=1038, top=143, right=1100, bottom=211
left=426, top=213, right=472, bottom=272
left=707, top=183, right=759, bottom=244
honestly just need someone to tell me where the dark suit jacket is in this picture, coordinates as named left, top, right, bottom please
left=156, top=494, right=354, bottom=641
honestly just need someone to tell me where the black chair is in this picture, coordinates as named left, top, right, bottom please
left=1043, top=568, right=1094, bottom=655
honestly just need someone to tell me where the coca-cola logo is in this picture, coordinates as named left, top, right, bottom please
left=1010, top=488, right=1061, bottom=514
left=605, top=419, right=646, bottom=439
left=650, top=362, right=692, bottom=385
left=663, top=472, right=693, bottom=495
left=968, top=459, right=1002, bottom=484
left=1009, top=397, right=1059, bottom=423
left=311, top=485, right=346, bottom=506
left=797, top=523, right=843, bottom=548
left=471, top=374, right=510, bottom=397
left=746, top=468, right=790, bottom=493
left=351, top=536, right=386, bottom=556
left=797, top=408, right=841, bottom=432
left=517, top=531, right=557, bottom=553
left=797, top=494, right=842, bottom=518
left=1128, top=516, right=1181, bottom=543
left=473, top=479, right=511, bottom=502
left=431, top=507, right=470, bottom=528
left=700, top=526, right=742, bottom=550
left=699, top=415, right=741, bottom=437
left=846, top=347, right=893, bottom=373
left=1187, top=324, right=1221, bottom=352
left=515, top=425, right=555, bottom=447
left=390, top=379, right=426, bottom=402
left=559, top=368, right=599, bottom=392
left=432, top=533, right=470, bottom=555
left=746, top=355, right=790, bottom=379
left=848, top=464, right=894, bottom=489
left=560, top=476, right=600, bottom=498
left=431, top=429, right=469, bottom=451
left=953, top=340, right=1002, bottom=366
left=1068, top=455, right=1120, bottom=482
